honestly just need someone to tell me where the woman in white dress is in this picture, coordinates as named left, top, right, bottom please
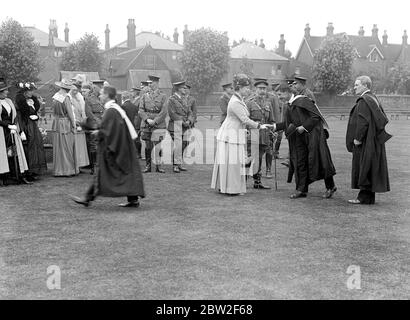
left=211, top=74, right=272, bottom=195
left=69, top=86, right=90, bottom=170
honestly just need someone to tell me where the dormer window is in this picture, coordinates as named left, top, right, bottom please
left=367, top=47, right=384, bottom=62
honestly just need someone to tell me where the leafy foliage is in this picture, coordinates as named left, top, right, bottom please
left=385, top=63, right=410, bottom=94
left=0, top=19, right=43, bottom=84
left=61, top=33, right=103, bottom=72
left=313, top=35, right=355, bottom=94
left=179, top=28, right=230, bottom=102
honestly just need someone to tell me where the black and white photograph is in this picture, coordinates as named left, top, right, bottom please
left=0, top=0, right=409, bottom=307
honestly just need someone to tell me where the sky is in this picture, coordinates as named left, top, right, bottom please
left=1, top=0, right=410, bottom=55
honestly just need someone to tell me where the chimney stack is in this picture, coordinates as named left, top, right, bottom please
left=64, top=23, right=69, bottom=43
left=403, top=30, right=408, bottom=46
left=105, top=24, right=110, bottom=50
left=372, top=24, right=379, bottom=38
left=278, top=34, right=286, bottom=56
left=48, top=19, right=55, bottom=47
left=183, top=25, right=189, bottom=44
left=259, top=39, right=265, bottom=49
left=358, top=26, right=365, bottom=36
left=326, top=22, right=334, bottom=36
left=304, top=23, right=311, bottom=39
left=382, top=30, right=388, bottom=46
left=127, top=19, right=136, bottom=49
left=173, top=28, right=179, bottom=44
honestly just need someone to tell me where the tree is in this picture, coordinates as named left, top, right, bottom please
left=61, top=33, right=103, bottom=72
left=0, top=18, right=43, bottom=84
left=385, top=62, right=410, bottom=94
left=313, top=35, right=355, bottom=94
left=179, top=28, right=230, bottom=103
left=274, top=46, right=292, bottom=59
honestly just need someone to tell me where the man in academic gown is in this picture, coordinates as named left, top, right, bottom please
left=273, top=79, right=337, bottom=199
left=346, top=76, right=391, bottom=204
left=72, top=86, right=145, bottom=208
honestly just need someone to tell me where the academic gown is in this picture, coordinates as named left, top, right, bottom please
left=276, top=95, right=336, bottom=189
left=346, top=92, right=391, bottom=193
left=94, top=107, right=145, bottom=198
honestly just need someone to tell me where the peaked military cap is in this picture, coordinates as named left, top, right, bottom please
left=148, top=75, right=160, bottom=82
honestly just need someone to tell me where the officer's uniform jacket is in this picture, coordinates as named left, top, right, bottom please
left=138, top=89, right=167, bottom=132
left=246, top=94, right=274, bottom=145
left=167, top=93, right=194, bottom=132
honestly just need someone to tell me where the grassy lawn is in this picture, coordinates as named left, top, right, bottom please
left=0, top=118, right=409, bottom=299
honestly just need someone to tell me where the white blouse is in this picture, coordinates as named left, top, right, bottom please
left=0, top=99, right=12, bottom=115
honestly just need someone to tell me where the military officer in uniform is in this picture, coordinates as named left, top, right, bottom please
left=219, top=82, right=233, bottom=124
left=130, top=86, right=143, bottom=158
left=184, top=84, right=197, bottom=127
left=138, top=75, right=167, bottom=173
left=246, top=79, right=275, bottom=189
left=83, top=84, right=105, bottom=174
left=265, top=82, right=282, bottom=178
left=167, top=81, right=194, bottom=173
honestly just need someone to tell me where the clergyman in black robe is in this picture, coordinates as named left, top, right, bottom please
left=274, top=90, right=337, bottom=199
left=346, top=76, right=391, bottom=204
left=72, top=86, right=145, bottom=208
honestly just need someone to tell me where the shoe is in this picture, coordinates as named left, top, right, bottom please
left=173, top=166, right=180, bottom=173
left=266, top=170, right=273, bottom=179
left=348, top=199, right=362, bottom=204
left=143, top=165, right=152, bottom=173
left=254, top=183, right=271, bottom=190
left=323, top=187, right=337, bottom=199
left=290, top=191, right=307, bottom=199
left=21, top=177, right=33, bottom=185
left=118, top=201, right=140, bottom=208
left=178, top=165, right=187, bottom=172
left=71, top=196, right=90, bottom=207
left=156, top=166, right=165, bottom=173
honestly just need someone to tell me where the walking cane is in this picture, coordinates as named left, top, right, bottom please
left=10, top=132, right=20, bottom=182
left=73, top=127, right=78, bottom=175
left=272, top=131, right=278, bottom=191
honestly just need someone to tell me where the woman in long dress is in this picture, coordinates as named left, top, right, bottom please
left=68, top=87, right=90, bottom=170
left=52, top=79, right=77, bottom=177
left=15, top=82, right=47, bottom=179
left=211, top=74, right=272, bottom=195
left=0, top=79, right=30, bottom=185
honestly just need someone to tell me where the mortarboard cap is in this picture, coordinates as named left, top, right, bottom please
left=254, top=79, right=269, bottom=87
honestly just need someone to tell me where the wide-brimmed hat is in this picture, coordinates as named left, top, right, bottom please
left=0, top=78, right=10, bottom=92
left=55, top=79, right=76, bottom=90
left=17, top=82, right=37, bottom=91
left=233, top=74, right=251, bottom=87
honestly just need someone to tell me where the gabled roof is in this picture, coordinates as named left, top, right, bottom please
left=297, top=34, right=385, bottom=60
left=230, top=42, right=289, bottom=61
left=110, top=46, right=145, bottom=76
left=383, top=44, right=403, bottom=61
left=128, top=69, right=172, bottom=89
left=109, top=31, right=183, bottom=52
left=23, top=26, right=70, bottom=48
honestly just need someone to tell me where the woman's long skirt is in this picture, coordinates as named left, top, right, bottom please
left=74, top=131, right=90, bottom=168
left=26, top=120, right=47, bottom=175
left=52, top=118, right=76, bottom=176
left=211, top=140, right=247, bottom=194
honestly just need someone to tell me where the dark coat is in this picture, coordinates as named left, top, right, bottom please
left=346, top=92, right=391, bottom=193
left=121, top=100, right=139, bottom=129
left=95, top=108, right=145, bottom=198
left=277, top=96, right=336, bottom=184
left=219, top=92, right=231, bottom=124
left=246, top=94, right=275, bottom=145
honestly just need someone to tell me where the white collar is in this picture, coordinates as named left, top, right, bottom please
left=104, top=100, right=116, bottom=109
left=361, top=90, right=370, bottom=96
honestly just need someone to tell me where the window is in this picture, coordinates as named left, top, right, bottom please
left=369, top=50, right=380, bottom=62
left=144, top=55, right=156, bottom=68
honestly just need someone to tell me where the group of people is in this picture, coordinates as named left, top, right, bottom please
left=0, top=79, right=47, bottom=186
left=212, top=73, right=391, bottom=205
left=1, top=71, right=392, bottom=207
